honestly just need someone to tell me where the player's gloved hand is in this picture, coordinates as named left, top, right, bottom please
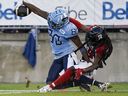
left=74, top=68, right=84, bottom=80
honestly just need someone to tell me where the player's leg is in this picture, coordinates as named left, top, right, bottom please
left=79, top=83, right=91, bottom=92
left=50, top=66, right=75, bottom=89
left=53, top=53, right=77, bottom=86
left=46, top=59, right=63, bottom=84
left=39, top=66, right=75, bottom=92
left=50, top=73, right=108, bottom=91
left=78, top=75, right=111, bottom=91
left=74, top=61, right=111, bottom=91
left=79, top=75, right=103, bottom=87
left=54, top=80, right=75, bottom=89
left=43, top=60, right=91, bottom=91
left=59, top=52, right=78, bottom=75
left=55, top=52, right=78, bottom=89
left=51, top=61, right=94, bottom=91
left=40, top=53, right=77, bottom=92
left=73, top=61, right=94, bottom=91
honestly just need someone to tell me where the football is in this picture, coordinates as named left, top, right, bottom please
left=14, top=5, right=31, bottom=17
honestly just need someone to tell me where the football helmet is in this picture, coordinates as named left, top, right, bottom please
left=86, top=25, right=106, bottom=46
left=48, top=8, right=69, bottom=29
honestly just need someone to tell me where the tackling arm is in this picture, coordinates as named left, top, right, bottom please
left=23, top=1, right=48, bottom=20
left=74, top=53, right=102, bottom=80
left=70, top=35, right=90, bottom=62
left=83, top=54, right=102, bottom=73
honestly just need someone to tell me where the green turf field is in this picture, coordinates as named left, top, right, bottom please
left=0, top=83, right=128, bottom=96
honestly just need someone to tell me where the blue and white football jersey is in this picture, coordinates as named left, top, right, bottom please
left=48, top=22, right=78, bottom=59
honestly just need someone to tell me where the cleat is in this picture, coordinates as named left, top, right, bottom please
left=38, top=85, right=52, bottom=93
left=99, top=83, right=111, bottom=91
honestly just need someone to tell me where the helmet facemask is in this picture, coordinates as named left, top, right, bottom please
left=86, top=26, right=105, bottom=46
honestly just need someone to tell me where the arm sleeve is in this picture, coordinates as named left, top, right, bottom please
left=69, top=17, right=83, bottom=29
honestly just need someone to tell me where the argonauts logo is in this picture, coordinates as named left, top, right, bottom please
left=0, top=1, right=22, bottom=20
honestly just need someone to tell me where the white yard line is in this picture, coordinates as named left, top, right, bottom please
left=0, top=89, right=128, bottom=94
left=0, top=90, right=38, bottom=94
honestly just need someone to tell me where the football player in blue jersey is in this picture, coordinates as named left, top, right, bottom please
left=23, top=0, right=89, bottom=84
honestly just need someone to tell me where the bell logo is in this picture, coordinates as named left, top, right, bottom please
left=103, top=2, right=128, bottom=20
left=0, top=2, right=22, bottom=20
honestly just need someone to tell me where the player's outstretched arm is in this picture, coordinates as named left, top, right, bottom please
left=23, top=0, right=48, bottom=20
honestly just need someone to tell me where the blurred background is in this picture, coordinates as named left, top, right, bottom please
left=0, top=0, right=128, bottom=83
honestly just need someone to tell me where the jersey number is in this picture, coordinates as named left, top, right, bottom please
left=49, top=29, right=62, bottom=45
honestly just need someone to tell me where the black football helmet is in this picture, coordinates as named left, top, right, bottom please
left=86, top=25, right=106, bottom=46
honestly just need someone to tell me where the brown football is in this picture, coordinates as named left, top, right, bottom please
left=14, top=5, right=31, bottom=17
